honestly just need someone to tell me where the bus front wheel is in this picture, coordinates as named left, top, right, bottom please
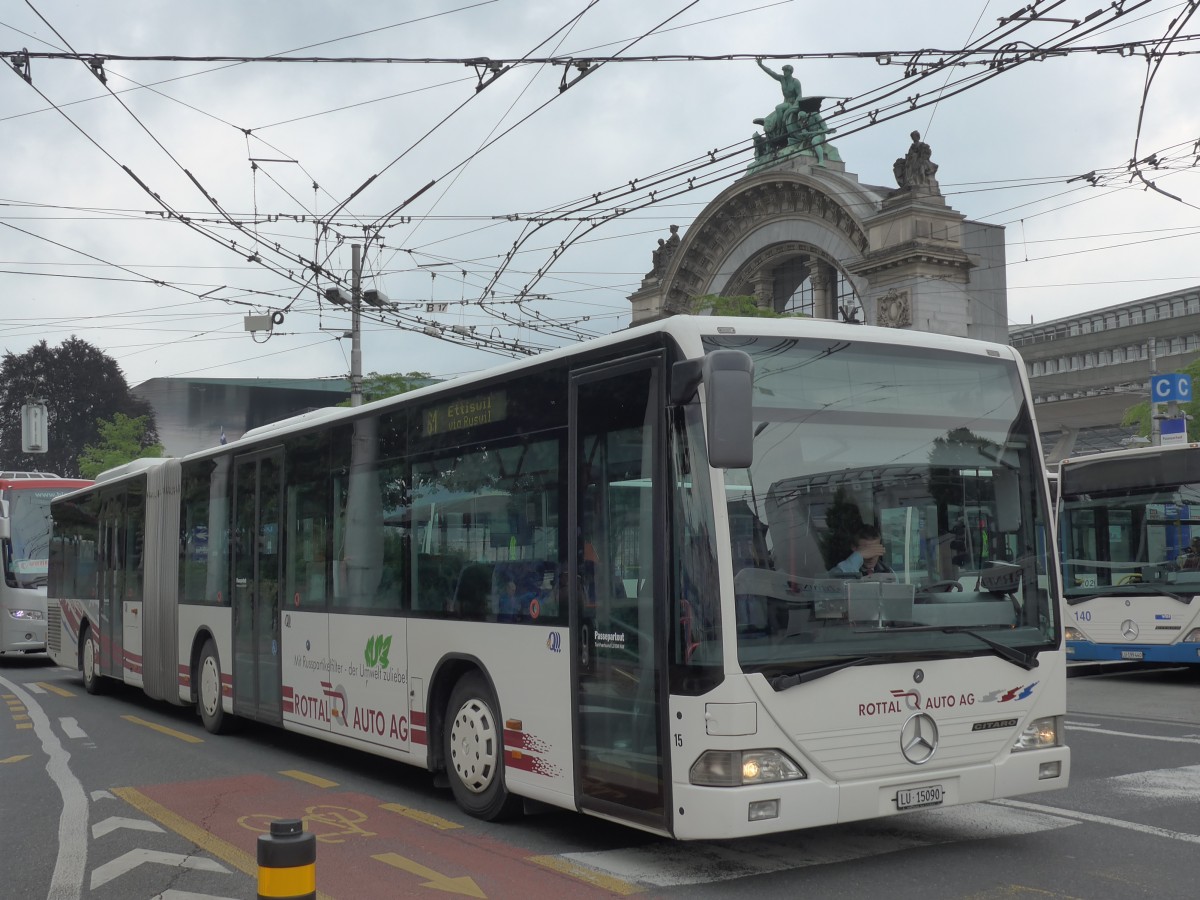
left=444, top=672, right=521, bottom=821
left=81, top=626, right=104, bottom=695
left=197, top=639, right=232, bottom=734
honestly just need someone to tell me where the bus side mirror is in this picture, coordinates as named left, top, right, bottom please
left=703, top=350, right=754, bottom=469
left=0, top=501, right=9, bottom=540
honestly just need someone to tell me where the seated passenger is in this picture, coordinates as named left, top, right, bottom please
left=830, top=525, right=892, bottom=578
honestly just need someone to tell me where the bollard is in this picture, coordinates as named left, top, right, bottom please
left=257, top=818, right=316, bottom=900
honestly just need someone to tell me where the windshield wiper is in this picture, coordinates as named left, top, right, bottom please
left=765, top=656, right=882, bottom=691
left=880, top=625, right=1039, bottom=670
left=1066, top=583, right=1188, bottom=606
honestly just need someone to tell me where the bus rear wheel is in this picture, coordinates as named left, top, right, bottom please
left=444, top=672, right=521, bottom=821
left=81, top=625, right=104, bottom=695
left=197, top=639, right=233, bottom=734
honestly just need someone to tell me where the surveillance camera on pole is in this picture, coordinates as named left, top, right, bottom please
left=324, top=286, right=352, bottom=307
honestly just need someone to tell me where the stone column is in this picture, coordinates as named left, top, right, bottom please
left=809, top=262, right=835, bottom=320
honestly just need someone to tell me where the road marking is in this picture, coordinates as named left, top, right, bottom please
left=92, top=815, right=166, bottom=838
left=373, top=852, right=486, bottom=898
left=115, top=787, right=257, bottom=877
left=37, top=681, right=74, bottom=698
left=0, top=674, right=88, bottom=900
left=13, top=713, right=30, bottom=721
left=155, top=891, right=242, bottom=899
left=25, top=682, right=46, bottom=694
left=15, top=723, right=33, bottom=730
left=380, top=802, right=463, bottom=830
left=279, top=769, right=337, bottom=788
left=1, top=754, right=31, bottom=764
left=554, top=804, right=1074, bottom=888
left=92, top=790, right=116, bottom=801
left=60, top=717, right=87, bottom=739
left=89, top=849, right=228, bottom=890
left=122, top=714, right=204, bottom=743
left=1066, top=724, right=1200, bottom=745
left=1109, top=764, right=1200, bottom=801
left=528, top=855, right=644, bottom=895
left=995, top=798, right=1200, bottom=845
left=113, top=787, right=335, bottom=900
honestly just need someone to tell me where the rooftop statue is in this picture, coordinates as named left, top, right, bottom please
left=892, top=130, right=940, bottom=192
left=750, top=59, right=841, bottom=173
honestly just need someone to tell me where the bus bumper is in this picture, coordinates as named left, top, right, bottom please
left=1, top=616, right=46, bottom=652
left=669, top=747, right=1070, bottom=840
left=1067, top=640, right=1200, bottom=664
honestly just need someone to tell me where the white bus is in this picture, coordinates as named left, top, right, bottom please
left=1059, top=442, right=1200, bottom=665
left=47, top=316, right=1068, bottom=839
left=0, top=474, right=92, bottom=654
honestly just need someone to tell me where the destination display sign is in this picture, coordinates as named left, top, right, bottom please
left=422, top=390, right=507, bottom=436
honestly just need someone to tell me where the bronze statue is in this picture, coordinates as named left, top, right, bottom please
left=750, top=59, right=840, bottom=170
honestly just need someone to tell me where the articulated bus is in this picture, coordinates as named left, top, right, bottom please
left=47, top=316, right=1067, bottom=839
left=1059, top=442, right=1200, bottom=664
left=0, top=473, right=92, bottom=654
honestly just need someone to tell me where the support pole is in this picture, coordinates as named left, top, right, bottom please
left=350, top=243, right=362, bottom=408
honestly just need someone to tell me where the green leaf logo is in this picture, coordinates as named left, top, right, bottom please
left=377, top=635, right=391, bottom=669
left=364, top=634, right=393, bottom=669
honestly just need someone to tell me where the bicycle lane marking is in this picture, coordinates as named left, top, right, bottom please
left=130, top=773, right=640, bottom=898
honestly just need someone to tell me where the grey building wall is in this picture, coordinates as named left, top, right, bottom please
left=133, top=377, right=350, bottom=458
left=1009, top=285, right=1200, bottom=458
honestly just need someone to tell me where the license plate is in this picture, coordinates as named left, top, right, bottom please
left=895, top=784, right=944, bottom=810
left=1121, top=650, right=1144, bottom=660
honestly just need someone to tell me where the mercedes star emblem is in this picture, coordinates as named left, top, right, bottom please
left=1121, top=619, right=1139, bottom=640
left=900, top=713, right=939, bottom=765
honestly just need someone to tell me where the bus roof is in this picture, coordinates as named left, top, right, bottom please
left=80, top=315, right=1029, bottom=482
left=0, top=476, right=93, bottom=492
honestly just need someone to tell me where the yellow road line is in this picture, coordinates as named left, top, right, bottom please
left=15, top=723, right=32, bottom=730
left=122, top=715, right=204, bottom=743
left=379, top=802, right=463, bottom=830
left=279, top=769, right=338, bottom=788
left=13, top=714, right=29, bottom=721
left=113, top=788, right=335, bottom=900
left=36, top=682, right=75, bottom=698
left=1, top=755, right=31, bottom=764
left=527, top=855, right=644, bottom=895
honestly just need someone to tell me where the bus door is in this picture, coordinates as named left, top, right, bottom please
left=232, top=449, right=284, bottom=725
left=570, top=355, right=668, bottom=832
left=97, top=491, right=124, bottom=678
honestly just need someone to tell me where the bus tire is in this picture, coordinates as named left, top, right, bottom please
left=444, top=672, right=521, bottom=821
left=197, top=639, right=232, bottom=734
left=81, top=625, right=104, bottom=695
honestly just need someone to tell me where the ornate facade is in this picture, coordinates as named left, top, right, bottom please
left=629, top=116, right=1008, bottom=345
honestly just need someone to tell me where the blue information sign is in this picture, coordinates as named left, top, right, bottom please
left=1151, top=374, right=1192, bottom=403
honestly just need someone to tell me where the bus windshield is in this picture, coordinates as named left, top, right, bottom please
left=704, top=335, right=1057, bottom=676
left=1059, top=479, right=1200, bottom=600
left=4, top=487, right=73, bottom=588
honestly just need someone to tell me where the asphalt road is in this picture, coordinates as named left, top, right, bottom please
left=2, top=653, right=1198, bottom=900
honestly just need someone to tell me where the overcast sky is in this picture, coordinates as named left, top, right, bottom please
left=4, top=0, right=1200, bottom=389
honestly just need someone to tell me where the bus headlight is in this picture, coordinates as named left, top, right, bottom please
left=690, top=749, right=807, bottom=786
left=1012, top=716, right=1060, bottom=751
left=9, top=609, right=44, bottom=620
left=1063, top=627, right=1085, bottom=641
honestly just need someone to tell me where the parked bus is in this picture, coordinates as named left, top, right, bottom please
left=47, top=316, right=1068, bottom=839
left=1059, top=442, right=1200, bottom=664
left=0, top=473, right=92, bottom=654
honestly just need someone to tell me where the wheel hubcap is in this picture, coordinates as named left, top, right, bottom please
left=201, top=658, right=220, bottom=716
left=449, top=697, right=497, bottom=794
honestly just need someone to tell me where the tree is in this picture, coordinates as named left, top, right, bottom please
left=337, top=371, right=435, bottom=407
left=77, top=413, right=165, bottom=478
left=1121, top=357, right=1200, bottom=441
left=0, top=337, right=158, bottom=477
left=687, top=294, right=812, bottom=317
